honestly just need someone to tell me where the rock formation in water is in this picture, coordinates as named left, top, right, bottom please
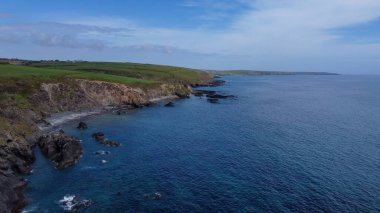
left=38, top=133, right=83, bottom=170
left=77, top=122, right=88, bottom=130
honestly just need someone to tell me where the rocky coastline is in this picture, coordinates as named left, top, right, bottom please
left=0, top=76, right=226, bottom=212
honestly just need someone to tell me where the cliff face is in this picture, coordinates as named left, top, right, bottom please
left=30, top=79, right=191, bottom=113
left=0, top=137, right=35, bottom=212
left=0, top=79, right=192, bottom=212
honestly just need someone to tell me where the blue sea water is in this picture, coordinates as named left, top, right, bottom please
left=24, top=75, right=380, bottom=212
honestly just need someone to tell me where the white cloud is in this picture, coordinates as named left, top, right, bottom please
left=2, top=0, right=380, bottom=73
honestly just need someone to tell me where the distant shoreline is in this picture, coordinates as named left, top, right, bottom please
left=208, top=70, right=339, bottom=76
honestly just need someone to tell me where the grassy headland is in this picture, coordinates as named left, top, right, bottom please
left=0, top=60, right=212, bottom=144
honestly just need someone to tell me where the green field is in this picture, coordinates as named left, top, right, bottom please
left=0, top=61, right=211, bottom=96
left=27, top=61, right=210, bottom=84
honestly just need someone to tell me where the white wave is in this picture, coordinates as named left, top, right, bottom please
left=149, top=95, right=177, bottom=102
left=21, top=205, right=38, bottom=213
left=38, top=110, right=101, bottom=131
left=59, top=195, right=76, bottom=211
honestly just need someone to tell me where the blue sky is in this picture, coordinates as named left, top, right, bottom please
left=1, top=0, right=380, bottom=73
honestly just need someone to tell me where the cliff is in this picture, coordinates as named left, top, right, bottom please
left=0, top=61, right=212, bottom=212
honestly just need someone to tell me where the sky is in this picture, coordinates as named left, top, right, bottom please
left=1, top=0, right=380, bottom=73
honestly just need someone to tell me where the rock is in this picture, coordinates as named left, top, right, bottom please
left=77, top=121, right=88, bottom=130
left=206, top=93, right=235, bottom=99
left=164, top=102, right=174, bottom=107
left=92, top=132, right=120, bottom=147
left=209, top=79, right=226, bottom=87
left=94, top=150, right=111, bottom=155
left=144, top=102, right=154, bottom=107
left=175, top=92, right=190, bottom=99
left=59, top=195, right=92, bottom=212
left=131, top=103, right=143, bottom=108
left=192, top=91, right=204, bottom=97
left=38, top=133, right=83, bottom=170
left=192, top=90, right=216, bottom=96
left=99, top=140, right=121, bottom=147
left=92, top=132, right=105, bottom=142
left=191, top=79, right=226, bottom=87
left=0, top=137, right=36, bottom=213
left=193, top=90, right=235, bottom=100
left=116, top=110, right=126, bottom=115
left=144, top=192, right=162, bottom=200
left=0, top=175, right=28, bottom=213
left=207, top=98, right=219, bottom=104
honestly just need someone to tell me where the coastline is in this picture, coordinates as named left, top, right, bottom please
left=0, top=60, right=216, bottom=213
left=38, top=95, right=180, bottom=133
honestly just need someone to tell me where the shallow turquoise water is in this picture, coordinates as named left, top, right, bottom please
left=24, top=75, right=380, bottom=212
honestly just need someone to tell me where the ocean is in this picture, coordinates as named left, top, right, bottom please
left=24, top=75, right=380, bottom=212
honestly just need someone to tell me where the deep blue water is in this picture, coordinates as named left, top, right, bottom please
left=24, top=75, right=380, bottom=212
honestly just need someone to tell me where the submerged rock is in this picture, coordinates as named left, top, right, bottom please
left=164, top=102, right=174, bottom=107
left=92, top=132, right=120, bottom=147
left=175, top=92, right=190, bottom=99
left=193, top=89, right=235, bottom=102
left=91, top=132, right=105, bottom=142
left=207, top=98, right=219, bottom=104
left=144, top=192, right=162, bottom=200
left=77, top=121, right=88, bottom=130
left=94, top=150, right=111, bottom=155
left=206, top=93, right=235, bottom=99
left=192, top=90, right=216, bottom=96
left=100, top=140, right=121, bottom=147
left=38, top=133, right=83, bottom=170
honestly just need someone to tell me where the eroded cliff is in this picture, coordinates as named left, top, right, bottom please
left=0, top=78, right=193, bottom=212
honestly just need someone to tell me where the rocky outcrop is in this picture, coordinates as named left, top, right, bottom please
left=0, top=174, right=28, bottom=213
left=191, top=79, right=226, bottom=88
left=164, top=102, right=175, bottom=107
left=92, top=132, right=105, bottom=142
left=38, top=133, right=83, bottom=170
left=0, top=138, right=35, bottom=213
left=99, top=140, right=120, bottom=147
left=77, top=122, right=88, bottom=130
left=91, top=132, right=120, bottom=147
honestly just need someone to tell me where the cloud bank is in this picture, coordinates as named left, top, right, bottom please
left=1, top=0, right=380, bottom=73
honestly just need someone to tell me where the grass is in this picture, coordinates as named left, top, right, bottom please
left=0, top=61, right=211, bottom=108
left=0, top=60, right=213, bottom=98
left=0, top=61, right=212, bottom=146
left=0, top=64, right=161, bottom=95
left=0, top=61, right=210, bottom=96
left=27, top=61, right=211, bottom=84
